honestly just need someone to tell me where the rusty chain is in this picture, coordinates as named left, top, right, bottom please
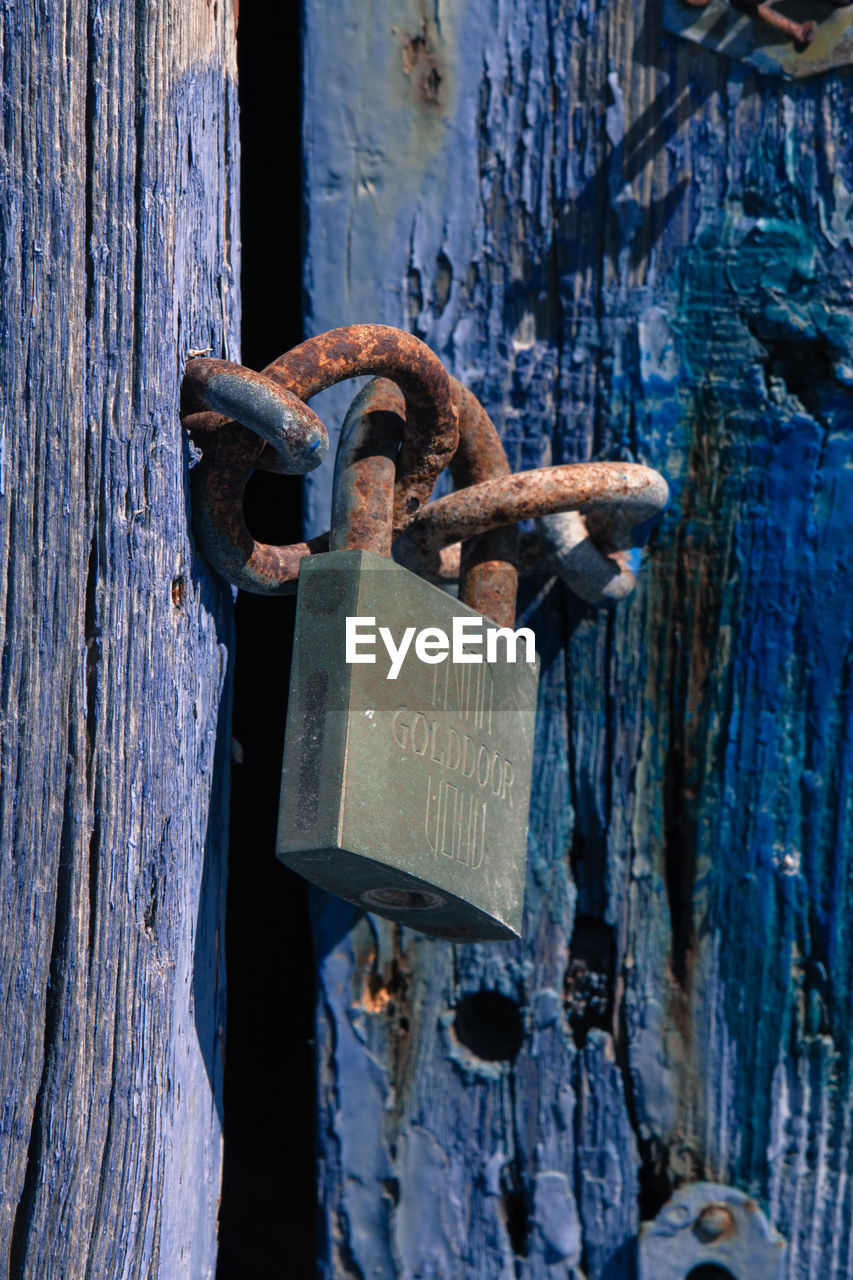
left=181, top=324, right=668, bottom=613
left=181, top=325, right=458, bottom=593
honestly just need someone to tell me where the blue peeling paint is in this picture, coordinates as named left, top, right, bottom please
left=301, top=2, right=853, bottom=1275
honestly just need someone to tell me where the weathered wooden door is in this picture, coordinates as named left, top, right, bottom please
left=0, top=6, right=237, bottom=1277
left=295, top=3, right=853, bottom=1278
left=5, top=3, right=852, bottom=1278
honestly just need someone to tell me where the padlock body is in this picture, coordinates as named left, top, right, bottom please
left=277, top=550, right=539, bottom=941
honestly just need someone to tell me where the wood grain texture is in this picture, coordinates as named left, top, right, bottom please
left=0, top=3, right=238, bottom=1276
left=302, top=1, right=853, bottom=1276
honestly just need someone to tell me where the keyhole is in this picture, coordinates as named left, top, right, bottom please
left=686, top=1267, right=737, bottom=1280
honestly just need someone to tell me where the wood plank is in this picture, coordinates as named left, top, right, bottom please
left=0, top=4, right=239, bottom=1275
left=302, top=0, right=853, bottom=1275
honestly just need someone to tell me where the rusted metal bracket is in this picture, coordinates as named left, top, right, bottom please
left=639, top=1183, right=786, bottom=1279
left=181, top=325, right=668, bottom=611
left=663, top=0, right=853, bottom=77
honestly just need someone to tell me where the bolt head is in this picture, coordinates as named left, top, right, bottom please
left=694, top=1203, right=735, bottom=1243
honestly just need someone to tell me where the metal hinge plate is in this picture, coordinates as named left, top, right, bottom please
left=663, top=0, right=853, bottom=78
left=639, top=1182, right=786, bottom=1280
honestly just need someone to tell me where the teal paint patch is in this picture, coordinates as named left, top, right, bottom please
left=302, top=0, right=853, bottom=1272
left=637, top=198, right=853, bottom=1230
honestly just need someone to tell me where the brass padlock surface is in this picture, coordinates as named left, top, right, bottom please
left=277, top=550, right=539, bottom=941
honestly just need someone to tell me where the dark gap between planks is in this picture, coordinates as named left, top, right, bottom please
left=216, top=6, right=316, bottom=1278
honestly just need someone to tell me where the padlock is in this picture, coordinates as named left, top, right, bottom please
left=275, top=381, right=540, bottom=943
left=181, top=327, right=668, bottom=941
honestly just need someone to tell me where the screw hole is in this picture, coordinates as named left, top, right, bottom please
left=171, top=575, right=187, bottom=609
left=453, top=990, right=524, bottom=1062
left=686, top=1267, right=737, bottom=1280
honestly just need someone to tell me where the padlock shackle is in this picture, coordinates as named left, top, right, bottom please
left=331, top=374, right=519, bottom=627
left=330, top=379, right=399, bottom=556
left=183, top=325, right=457, bottom=594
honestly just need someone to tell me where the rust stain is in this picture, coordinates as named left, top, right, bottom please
left=401, top=18, right=444, bottom=107
left=357, top=945, right=412, bottom=1069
